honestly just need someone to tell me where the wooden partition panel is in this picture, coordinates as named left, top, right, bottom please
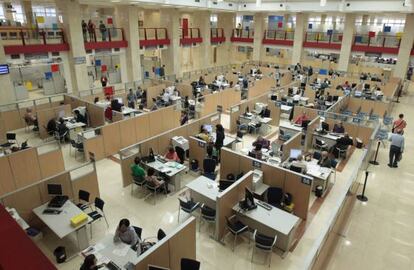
left=71, top=171, right=100, bottom=204
left=357, top=126, right=374, bottom=146
left=269, top=103, right=281, bottom=127
left=39, top=173, right=73, bottom=202
left=188, top=137, right=208, bottom=171
left=149, top=110, right=164, bottom=136
left=112, top=111, right=124, bottom=123
left=0, top=118, right=7, bottom=144
left=121, top=155, right=136, bottom=188
left=38, top=149, right=65, bottom=178
left=360, top=99, right=376, bottom=114
left=168, top=218, right=197, bottom=270
left=120, top=118, right=137, bottom=148
left=146, top=84, right=166, bottom=108
left=141, top=137, right=160, bottom=157
left=201, top=92, right=220, bottom=117
left=373, top=101, right=390, bottom=116
left=0, top=156, right=15, bottom=196
left=161, top=107, right=180, bottom=132
left=8, top=148, right=42, bottom=189
left=135, top=114, right=150, bottom=141
left=84, top=135, right=105, bottom=161
left=284, top=172, right=311, bottom=220
left=86, top=103, right=105, bottom=127
left=102, top=123, right=122, bottom=156
left=347, top=98, right=362, bottom=113
left=0, top=110, right=25, bottom=132
left=262, top=162, right=285, bottom=188
left=229, top=108, right=241, bottom=133
left=220, top=148, right=241, bottom=180
left=176, top=83, right=193, bottom=98
left=37, top=104, right=72, bottom=139
left=282, top=133, right=302, bottom=161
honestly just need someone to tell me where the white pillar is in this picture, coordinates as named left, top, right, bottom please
left=291, top=13, right=308, bottom=65
left=194, top=11, right=211, bottom=69
left=253, top=13, right=265, bottom=61
left=394, top=14, right=414, bottom=79
left=22, top=0, right=34, bottom=28
left=217, top=13, right=234, bottom=66
left=115, top=6, right=142, bottom=82
left=3, top=3, right=14, bottom=22
left=338, top=14, right=356, bottom=72
left=0, top=39, right=16, bottom=104
left=56, top=0, right=89, bottom=93
left=60, top=52, right=74, bottom=94
left=160, top=9, right=181, bottom=78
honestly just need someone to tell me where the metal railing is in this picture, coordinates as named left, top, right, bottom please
left=264, top=30, right=294, bottom=41
left=211, top=28, right=225, bottom=39
left=305, top=31, right=343, bottom=43
left=0, top=27, right=66, bottom=46
left=181, top=28, right=201, bottom=39
left=353, top=34, right=401, bottom=48
left=84, top=27, right=125, bottom=43
left=139, top=28, right=169, bottom=41
left=231, top=28, right=254, bottom=39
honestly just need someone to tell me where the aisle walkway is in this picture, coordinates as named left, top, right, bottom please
left=326, top=88, right=414, bottom=269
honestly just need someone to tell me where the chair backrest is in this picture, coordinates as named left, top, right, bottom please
left=290, top=165, right=303, bottom=173
left=78, top=190, right=90, bottom=202
left=133, top=174, right=146, bottom=184
left=316, top=138, right=323, bottom=146
left=201, top=205, right=216, bottom=218
left=267, top=187, right=283, bottom=205
left=157, top=229, right=166, bottom=240
left=175, top=146, right=185, bottom=164
left=94, top=197, right=105, bottom=211
left=203, top=158, right=216, bottom=173
left=313, top=151, right=322, bottom=160
left=254, top=230, right=276, bottom=250
left=6, top=133, right=16, bottom=141
left=180, top=258, right=201, bottom=270
left=133, top=226, right=142, bottom=239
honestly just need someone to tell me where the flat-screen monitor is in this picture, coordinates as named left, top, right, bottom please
left=116, top=97, right=123, bottom=105
left=321, top=121, right=330, bottom=131
left=219, top=180, right=234, bottom=191
left=244, top=187, right=255, bottom=208
left=290, top=149, right=302, bottom=159
left=47, top=184, right=62, bottom=196
left=0, top=64, right=9, bottom=75
left=204, top=124, right=213, bottom=134
left=148, top=265, right=170, bottom=270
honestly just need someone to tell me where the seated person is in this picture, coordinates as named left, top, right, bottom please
left=57, top=118, right=69, bottom=138
left=252, top=136, right=270, bottom=149
left=180, top=111, right=188, bottom=126
left=111, top=99, right=122, bottom=112
left=293, top=112, right=309, bottom=125
left=74, top=109, right=87, bottom=124
left=131, top=157, right=145, bottom=178
left=164, top=146, right=180, bottom=162
left=113, top=218, right=139, bottom=247
left=80, top=254, right=104, bottom=270
left=291, top=154, right=307, bottom=173
left=332, top=121, right=345, bottom=133
left=46, top=117, right=57, bottom=135
left=24, top=108, right=38, bottom=130
left=162, top=90, right=170, bottom=104
left=94, top=97, right=99, bottom=104
left=317, top=151, right=332, bottom=168
left=332, top=133, right=353, bottom=158
left=197, top=126, right=212, bottom=142
left=146, top=168, right=167, bottom=190
left=250, top=143, right=263, bottom=160
left=198, top=76, right=206, bottom=86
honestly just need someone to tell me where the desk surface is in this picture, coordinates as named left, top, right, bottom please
left=33, top=201, right=92, bottom=239
left=305, top=159, right=332, bottom=181
left=122, top=107, right=140, bottom=115
left=82, top=234, right=138, bottom=268
left=210, top=132, right=236, bottom=147
left=146, top=158, right=186, bottom=177
left=233, top=199, right=300, bottom=235
left=66, top=121, right=86, bottom=130
left=279, top=122, right=303, bottom=132
left=186, top=176, right=219, bottom=202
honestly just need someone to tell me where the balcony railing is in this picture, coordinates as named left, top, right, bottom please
left=139, top=28, right=170, bottom=47
left=303, top=31, right=342, bottom=50
left=262, top=30, right=294, bottom=46
left=211, top=28, right=225, bottom=43
left=180, top=28, right=202, bottom=45
left=84, top=27, right=128, bottom=50
left=230, top=29, right=254, bottom=43
left=352, top=34, right=401, bottom=54
left=0, top=27, right=69, bottom=54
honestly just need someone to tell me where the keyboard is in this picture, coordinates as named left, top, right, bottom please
left=256, top=200, right=272, bottom=211
left=43, top=208, right=62, bottom=215
left=157, top=157, right=167, bottom=164
left=48, top=195, right=68, bottom=208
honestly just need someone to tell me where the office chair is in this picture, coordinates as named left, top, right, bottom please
left=157, top=229, right=166, bottom=240
left=54, top=130, right=68, bottom=143
left=263, top=108, right=271, bottom=118
left=76, top=190, right=91, bottom=211
left=131, top=174, right=146, bottom=195
left=145, top=179, right=167, bottom=205
left=70, top=140, right=84, bottom=159
left=314, top=138, right=328, bottom=151
left=203, top=158, right=217, bottom=180
left=178, top=198, right=200, bottom=223
left=267, top=187, right=284, bottom=208
left=331, top=159, right=339, bottom=184
left=224, top=215, right=250, bottom=252
left=199, top=204, right=216, bottom=235
left=1, top=133, right=17, bottom=148
left=132, top=226, right=143, bottom=239
left=251, top=230, right=277, bottom=267
left=290, top=165, right=303, bottom=174
left=181, top=258, right=201, bottom=270
left=88, top=197, right=109, bottom=237
left=175, top=146, right=186, bottom=164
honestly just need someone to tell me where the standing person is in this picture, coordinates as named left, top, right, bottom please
left=99, top=21, right=107, bottom=41
left=100, top=75, right=108, bottom=87
left=214, top=124, right=225, bottom=161
left=127, top=89, right=137, bottom=109
left=388, top=130, right=404, bottom=168
left=87, top=20, right=95, bottom=42
left=81, top=20, right=88, bottom=42
left=407, top=67, right=413, bottom=81
left=236, top=23, right=242, bottom=37
left=180, top=111, right=188, bottom=126
left=159, top=65, right=165, bottom=80
left=392, top=114, right=407, bottom=134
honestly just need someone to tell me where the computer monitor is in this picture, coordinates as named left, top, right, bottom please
left=364, top=84, right=370, bottom=90
left=219, top=180, right=234, bottom=191
left=204, top=124, right=213, bottom=134
left=321, top=121, right=330, bottom=131
left=271, top=95, right=277, bottom=101
left=301, top=120, right=310, bottom=129
left=148, top=265, right=170, bottom=270
left=290, top=149, right=302, bottom=159
left=116, top=97, right=123, bottom=105
left=47, top=184, right=62, bottom=196
left=244, top=187, right=255, bottom=208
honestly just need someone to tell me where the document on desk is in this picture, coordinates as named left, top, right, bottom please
left=113, top=245, right=130, bottom=257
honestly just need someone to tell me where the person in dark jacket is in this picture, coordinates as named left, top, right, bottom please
left=215, top=124, right=225, bottom=162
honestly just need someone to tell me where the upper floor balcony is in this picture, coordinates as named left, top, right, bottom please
left=352, top=33, right=401, bottom=54
left=180, top=28, right=203, bottom=46
left=139, top=28, right=170, bottom=48
left=230, top=29, right=254, bottom=43
left=262, top=30, right=294, bottom=46
left=303, top=31, right=342, bottom=50
left=211, top=28, right=225, bottom=44
left=0, top=27, right=69, bottom=54
left=84, top=28, right=128, bottom=50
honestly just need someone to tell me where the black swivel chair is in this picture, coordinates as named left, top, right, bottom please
left=199, top=204, right=216, bottom=234
left=267, top=187, right=284, bottom=208
left=88, top=197, right=109, bottom=237
left=203, top=158, right=217, bottom=180
left=157, top=229, right=166, bottom=240
left=131, top=174, right=146, bottom=195
left=70, top=140, right=84, bottom=159
left=76, top=190, right=91, bottom=211
left=225, top=215, right=249, bottom=252
left=178, top=198, right=200, bottom=223
left=313, top=151, right=322, bottom=160
left=290, top=165, right=303, bottom=174
left=175, top=146, right=186, bottom=164
left=181, top=258, right=201, bottom=270
left=251, top=230, right=277, bottom=267
left=133, top=226, right=143, bottom=239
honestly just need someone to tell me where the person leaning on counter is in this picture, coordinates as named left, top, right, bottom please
left=113, top=218, right=139, bottom=247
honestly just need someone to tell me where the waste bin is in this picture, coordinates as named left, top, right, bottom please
left=53, top=246, right=66, bottom=264
left=315, top=185, right=323, bottom=198
left=190, top=159, right=198, bottom=171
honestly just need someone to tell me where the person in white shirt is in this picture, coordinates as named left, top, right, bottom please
left=162, top=91, right=170, bottom=103
left=113, top=218, right=140, bottom=247
left=291, top=155, right=307, bottom=173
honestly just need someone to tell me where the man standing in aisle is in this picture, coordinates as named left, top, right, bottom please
left=388, top=130, right=404, bottom=168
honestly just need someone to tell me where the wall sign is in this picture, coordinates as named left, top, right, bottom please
left=301, top=177, right=311, bottom=185
left=73, top=56, right=86, bottom=65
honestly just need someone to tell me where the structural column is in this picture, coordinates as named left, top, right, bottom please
left=2, top=3, right=14, bottom=22
left=0, top=39, right=16, bottom=104
left=337, top=14, right=356, bottom=72
left=253, top=13, right=265, bottom=61
left=56, top=0, right=90, bottom=93
left=291, top=13, right=308, bottom=65
left=22, top=1, right=34, bottom=29
left=160, top=9, right=182, bottom=78
left=394, top=14, right=414, bottom=79
left=115, top=6, right=142, bottom=82
left=194, top=11, right=212, bottom=69
left=217, top=13, right=234, bottom=66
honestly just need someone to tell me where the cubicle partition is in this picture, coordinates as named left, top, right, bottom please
left=292, top=106, right=319, bottom=123
left=345, top=97, right=390, bottom=117
left=37, top=104, right=72, bottom=139
left=247, top=77, right=276, bottom=99
left=219, top=148, right=312, bottom=220
left=281, top=132, right=303, bottom=161
left=200, top=88, right=241, bottom=117
left=0, top=141, right=65, bottom=197
left=134, top=217, right=196, bottom=270
left=0, top=162, right=99, bottom=228
left=146, top=84, right=166, bottom=109
left=0, top=118, right=7, bottom=143
left=63, top=95, right=105, bottom=128
left=304, top=116, right=321, bottom=151
left=119, top=112, right=220, bottom=188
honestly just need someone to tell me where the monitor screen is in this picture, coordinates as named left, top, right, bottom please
left=204, top=124, right=213, bottom=134
left=0, top=64, right=9, bottom=75
left=47, top=184, right=62, bottom=196
left=290, top=149, right=302, bottom=159
left=148, top=265, right=170, bottom=270
left=219, top=180, right=234, bottom=191
left=322, top=122, right=330, bottom=131
left=245, top=187, right=255, bottom=207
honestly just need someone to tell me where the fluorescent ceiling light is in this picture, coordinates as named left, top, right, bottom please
left=256, top=0, right=262, bottom=7
left=320, top=0, right=327, bottom=6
